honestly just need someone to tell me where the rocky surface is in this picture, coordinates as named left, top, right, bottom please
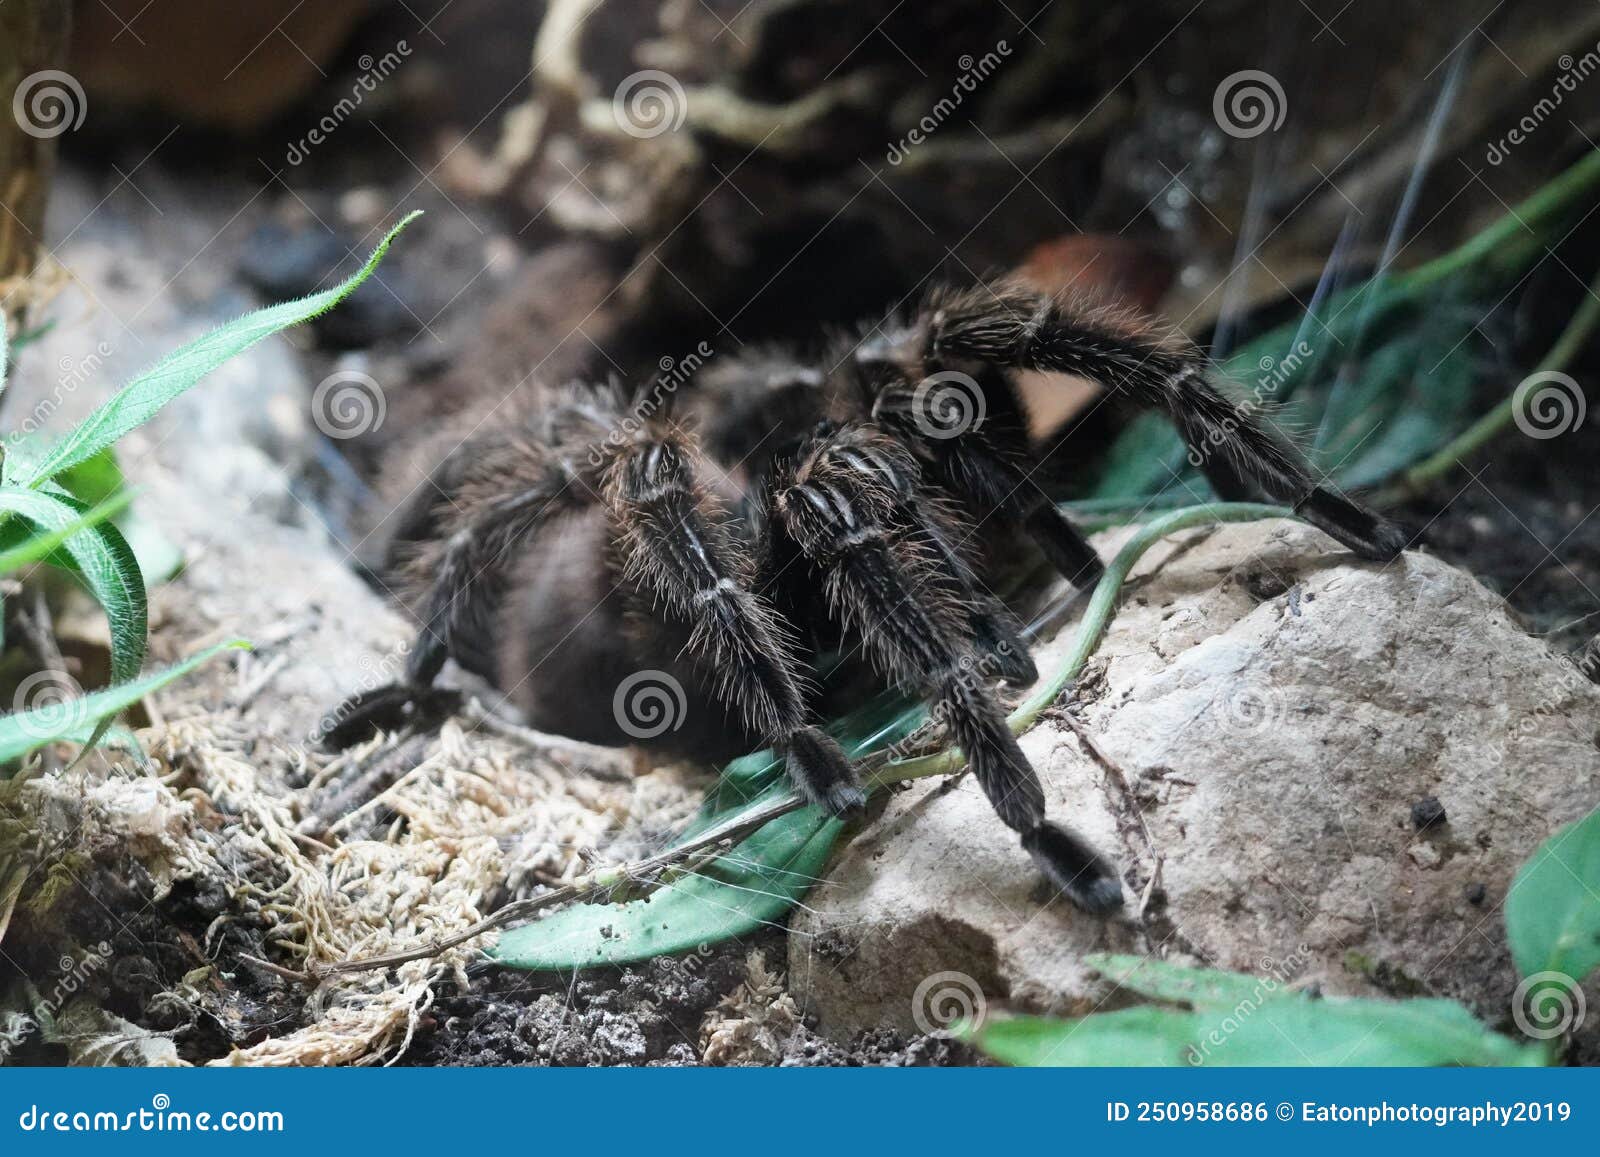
left=790, top=520, right=1600, bottom=1047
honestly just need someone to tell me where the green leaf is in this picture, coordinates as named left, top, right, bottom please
left=969, top=1008, right=1206, bottom=1067
left=0, top=314, right=9, bottom=393
left=969, top=997, right=1542, bottom=1067
left=14, top=211, right=421, bottom=488
left=493, top=690, right=925, bottom=970
left=1506, top=806, right=1600, bottom=985
left=0, top=640, right=247, bottom=764
left=1084, top=953, right=1288, bottom=1012
left=492, top=783, right=841, bottom=969
left=0, top=486, right=147, bottom=685
left=0, top=491, right=129, bottom=575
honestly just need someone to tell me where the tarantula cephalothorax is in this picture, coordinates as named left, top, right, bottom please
left=329, top=281, right=1409, bottom=914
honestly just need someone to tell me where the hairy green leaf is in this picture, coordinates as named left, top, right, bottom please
left=16, top=212, right=421, bottom=487
left=0, top=640, right=246, bottom=764
left=0, top=486, right=147, bottom=685
left=0, top=491, right=129, bottom=575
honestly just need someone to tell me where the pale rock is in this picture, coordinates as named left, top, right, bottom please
left=790, top=520, right=1600, bottom=1045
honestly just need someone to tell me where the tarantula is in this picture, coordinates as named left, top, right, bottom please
left=328, top=281, right=1408, bottom=913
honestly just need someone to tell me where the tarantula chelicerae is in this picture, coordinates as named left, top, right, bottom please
left=329, top=281, right=1408, bottom=913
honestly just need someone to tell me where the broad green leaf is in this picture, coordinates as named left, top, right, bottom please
left=1207, top=997, right=1541, bottom=1067
left=0, top=492, right=129, bottom=575
left=0, top=315, right=9, bottom=393
left=1084, top=952, right=1290, bottom=1012
left=969, top=998, right=1541, bottom=1067
left=493, top=691, right=925, bottom=970
left=0, top=486, right=146, bottom=685
left=493, top=787, right=839, bottom=969
left=970, top=1008, right=1206, bottom=1067
left=16, top=211, right=421, bottom=487
left=1506, top=806, right=1600, bottom=985
left=0, top=640, right=247, bottom=764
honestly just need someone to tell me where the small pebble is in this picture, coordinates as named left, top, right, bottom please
left=1410, top=795, right=1447, bottom=830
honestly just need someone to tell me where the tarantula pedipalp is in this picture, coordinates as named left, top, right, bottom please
left=329, top=280, right=1409, bottom=914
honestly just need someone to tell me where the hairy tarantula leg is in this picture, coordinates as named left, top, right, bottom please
left=921, top=284, right=1409, bottom=561
left=832, top=443, right=1036, bottom=684
left=779, top=439, right=1122, bottom=913
left=871, top=380, right=1105, bottom=591
left=321, top=462, right=587, bottom=749
left=608, top=438, right=863, bottom=816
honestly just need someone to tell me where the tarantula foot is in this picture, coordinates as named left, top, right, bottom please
left=972, top=622, right=1038, bottom=685
left=318, top=682, right=463, bottom=750
left=1022, top=821, right=1124, bottom=914
left=784, top=727, right=866, bottom=817
left=1297, top=487, right=1410, bottom=562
